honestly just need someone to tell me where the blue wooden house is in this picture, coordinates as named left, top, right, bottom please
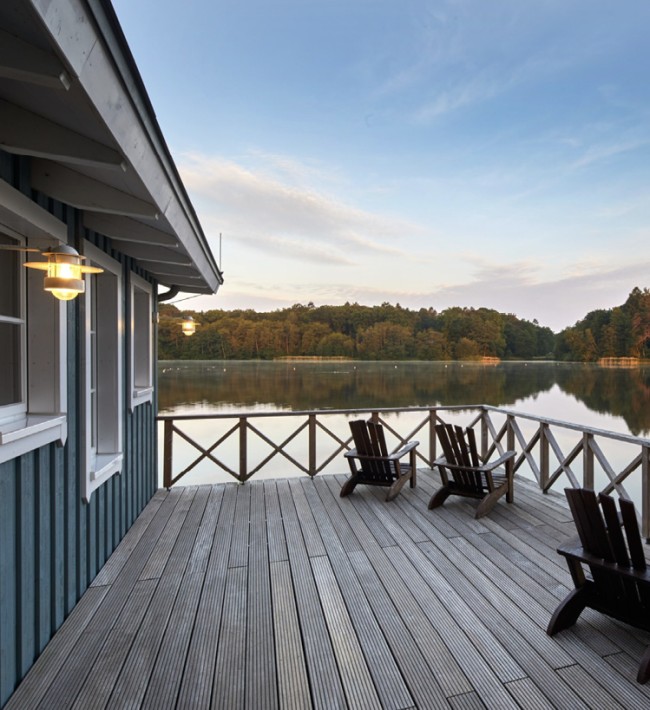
left=0, top=1, right=222, bottom=704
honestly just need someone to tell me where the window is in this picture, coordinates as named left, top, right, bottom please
left=82, top=242, right=123, bottom=500
left=130, top=273, right=153, bottom=408
left=0, top=231, right=67, bottom=464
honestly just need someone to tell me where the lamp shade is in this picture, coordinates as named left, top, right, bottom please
left=24, top=245, right=103, bottom=300
left=181, top=316, right=196, bottom=336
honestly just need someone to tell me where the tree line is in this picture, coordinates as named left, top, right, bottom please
left=159, top=287, right=650, bottom=362
left=555, top=287, right=650, bottom=361
left=159, top=301, right=556, bottom=360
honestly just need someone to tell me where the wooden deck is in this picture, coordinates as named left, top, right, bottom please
left=6, top=471, right=650, bottom=709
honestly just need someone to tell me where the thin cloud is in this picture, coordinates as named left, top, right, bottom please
left=570, top=137, right=650, bottom=170
left=178, top=152, right=421, bottom=261
left=235, top=233, right=356, bottom=266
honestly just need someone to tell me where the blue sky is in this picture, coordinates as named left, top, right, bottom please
left=112, top=0, right=650, bottom=332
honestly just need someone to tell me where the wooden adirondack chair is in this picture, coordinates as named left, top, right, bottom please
left=341, top=420, right=418, bottom=501
left=428, top=422, right=515, bottom=518
left=548, top=488, right=650, bottom=683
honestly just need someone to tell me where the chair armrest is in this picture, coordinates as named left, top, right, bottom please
left=433, top=451, right=515, bottom=473
left=387, top=440, right=419, bottom=460
left=481, top=451, right=516, bottom=471
left=345, top=441, right=418, bottom=463
left=557, top=540, right=650, bottom=583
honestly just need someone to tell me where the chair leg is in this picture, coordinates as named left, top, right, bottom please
left=547, top=587, right=589, bottom=635
left=475, top=481, right=509, bottom=518
left=386, top=472, right=411, bottom=501
left=428, top=486, right=451, bottom=510
left=506, top=471, right=514, bottom=504
left=340, top=476, right=358, bottom=497
left=637, top=646, right=650, bottom=683
left=409, top=452, right=417, bottom=488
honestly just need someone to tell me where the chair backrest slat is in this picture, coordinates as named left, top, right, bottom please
left=349, top=419, right=394, bottom=482
left=566, top=488, right=613, bottom=561
left=465, top=427, right=481, bottom=468
left=599, top=493, right=630, bottom=566
left=436, top=424, right=455, bottom=464
left=436, top=424, right=484, bottom=491
left=453, top=425, right=472, bottom=468
left=620, top=498, right=647, bottom=571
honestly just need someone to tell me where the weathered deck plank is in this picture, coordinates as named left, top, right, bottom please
left=7, top=472, right=650, bottom=709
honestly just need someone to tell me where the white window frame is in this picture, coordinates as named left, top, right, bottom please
left=0, top=227, right=67, bottom=465
left=130, top=273, right=154, bottom=409
left=82, top=242, right=123, bottom=501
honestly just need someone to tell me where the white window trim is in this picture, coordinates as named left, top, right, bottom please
left=0, top=226, right=68, bottom=466
left=0, top=415, right=67, bottom=465
left=81, top=242, right=123, bottom=501
left=129, top=272, right=154, bottom=409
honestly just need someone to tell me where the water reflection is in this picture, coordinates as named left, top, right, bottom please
left=158, top=360, right=650, bottom=437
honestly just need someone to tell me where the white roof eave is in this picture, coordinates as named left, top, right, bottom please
left=23, top=0, right=222, bottom=294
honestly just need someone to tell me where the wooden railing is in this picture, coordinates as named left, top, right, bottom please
left=157, top=404, right=650, bottom=537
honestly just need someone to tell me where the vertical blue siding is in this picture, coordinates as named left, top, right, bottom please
left=0, top=156, right=159, bottom=707
left=0, top=461, right=17, bottom=705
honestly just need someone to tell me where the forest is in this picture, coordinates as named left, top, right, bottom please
left=159, top=301, right=555, bottom=361
left=555, top=287, right=650, bottom=361
left=158, top=287, right=650, bottom=362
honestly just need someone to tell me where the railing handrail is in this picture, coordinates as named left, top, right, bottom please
left=157, top=403, right=650, bottom=446
left=481, top=405, right=650, bottom=446
left=156, top=404, right=477, bottom=421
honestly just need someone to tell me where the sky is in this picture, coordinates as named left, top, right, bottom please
left=111, top=0, right=650, bottom=332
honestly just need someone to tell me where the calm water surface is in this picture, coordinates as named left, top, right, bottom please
left=159, top=360, right=650, bottom=437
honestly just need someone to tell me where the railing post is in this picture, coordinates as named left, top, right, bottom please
left=642, top=445, right=650, bottom=540
left=540, top=423, right=549, bottom=491
left=583, top=433, right=594, bottom=489
left=507, top=414, right=515, bottom=455
left=239, top=417, right=247, bottom=482
left=308, top=414, right=316, bottom=477
left=429, top=409, right=437, bottom=468
left=481, top=410, right=489, bottom=460
left=163, top=418, right=173, bottom=489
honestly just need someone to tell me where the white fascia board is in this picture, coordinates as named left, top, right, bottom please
left=29, top=0, right=221, bottom=292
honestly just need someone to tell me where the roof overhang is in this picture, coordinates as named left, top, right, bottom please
left=0, top=0, right=223, bottom=295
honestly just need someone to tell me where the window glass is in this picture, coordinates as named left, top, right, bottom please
left=0, top=236, right=20, bottom=319
left=0, top=235, right=24, bottom=410
left=0, top=322, right=21, bottom=406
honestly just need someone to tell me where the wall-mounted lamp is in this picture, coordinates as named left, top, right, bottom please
left=181, top=316, right=197, bottom=336
left=24, top=245, right=103, bottom=300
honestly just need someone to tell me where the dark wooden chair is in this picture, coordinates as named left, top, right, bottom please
left=548, top=488, right=650, bottom=683
left=341, top=420, right=418, bottom=501
left=428, top=422, right=515, bottom=518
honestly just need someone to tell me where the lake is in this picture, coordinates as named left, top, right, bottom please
left=158, top=360, right=650, bottom=437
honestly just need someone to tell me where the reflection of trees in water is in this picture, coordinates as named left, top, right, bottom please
left=158, top=361, right=555, bottom=410
left=556, top=365, right=650, bottom=436
left=158, top=361, right=650, bottom=436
